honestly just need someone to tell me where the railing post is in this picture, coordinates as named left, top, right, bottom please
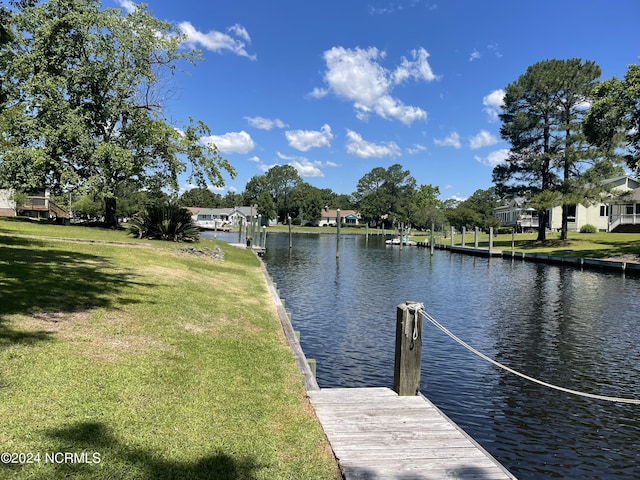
left=393, top=302, right=423, bottom=396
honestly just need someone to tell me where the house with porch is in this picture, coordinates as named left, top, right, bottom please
left=186, top=205, right=274, bottom=230
left=495, top=175, right=640, bottom=233
left=316, top=208, right=362, bottom=227
left=0, top=188, right=69, bottom=221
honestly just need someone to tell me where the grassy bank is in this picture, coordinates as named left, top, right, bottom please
left=424, top=230, right=640, bottom=259
left=0, top=218, right=340, bottom=479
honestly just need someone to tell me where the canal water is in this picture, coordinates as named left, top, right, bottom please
left=208, top=231, right=640, bottom=479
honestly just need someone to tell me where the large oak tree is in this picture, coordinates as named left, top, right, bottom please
left=0, top=0, right=234, bottom=227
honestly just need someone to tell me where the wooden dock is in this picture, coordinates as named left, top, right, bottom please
left=309, top=387, right=516, bottom=480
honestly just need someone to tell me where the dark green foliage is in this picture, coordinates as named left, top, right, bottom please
left=179, top=187, right=222, bottom=208
left=584, top=63, right=640, bottom=174
left=580, top=224, right=597, bottom=233
left=128, top=201, right=200, bottom=242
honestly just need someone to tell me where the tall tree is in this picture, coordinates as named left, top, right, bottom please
left=243, top=175, right=268, bottom=207
left=179, top=188, right=222, bottom=208
left=493, top=59, right=608, bottom=241
left=584, top=63, right=640, bottom=175
left=353, top=164, right=416, bottom=228
left=409, top=184, right=446, bottom=230
left=458, top=187, right=502, bottom=229
left=291, top=182, right=323, bottom=223
left=354, top=167, right=390, bottom=226
left=0, top=0, right=235, bottom=227
left=264, top=165, right=302, bottom=222
left=256, top=191, right=276, bottom=224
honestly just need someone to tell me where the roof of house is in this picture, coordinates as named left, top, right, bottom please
left=321, top=209, right=360, bottom=218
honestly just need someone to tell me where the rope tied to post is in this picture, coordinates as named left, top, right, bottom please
left=418, top=307, right=640, bottom=405
left=405, top=302, right=423, bottom=350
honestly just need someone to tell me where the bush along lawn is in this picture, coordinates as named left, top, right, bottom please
left=0, top=220, right=340, bottom=480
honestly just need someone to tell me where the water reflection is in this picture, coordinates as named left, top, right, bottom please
left=260, top=232, right=640, bottom=479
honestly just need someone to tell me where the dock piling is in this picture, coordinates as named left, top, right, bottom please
left=393, top=301, right=423, bottom=396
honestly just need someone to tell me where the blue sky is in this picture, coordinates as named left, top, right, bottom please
left=114, top=0, right=639, bottom=201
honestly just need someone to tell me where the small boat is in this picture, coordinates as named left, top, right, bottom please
left=385, top=237, right=417, bottom=246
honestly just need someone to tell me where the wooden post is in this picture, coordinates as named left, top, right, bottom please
left=393, top=302, right=423, bottom=396
left=489, top=226, right=494, bottom=252
left=450, top=226, right=454, bottom=247
left=474, top=227, right=479, bottom=248
left=237, top=216, right=243, bottom=243
left=288, top=216, right=292, bottom=249
left=461, top=226, right=466, bottom=247
left=512, top=226, right=515, bottom=253
left=336, top=209, right=341, bottom=258
left=430, top=223, right=434, bottom=255
left=262, top=225, right=267, bottom=248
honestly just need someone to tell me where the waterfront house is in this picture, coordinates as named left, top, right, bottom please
left=0, top=188, right=69, bottom=221
left=495, top=175, right=640, bottom=232
left=187, top=205, right=275, bottom=229
left=316, top=208, right=362, bottom=227
left=495, top=198, right=539, bottom=232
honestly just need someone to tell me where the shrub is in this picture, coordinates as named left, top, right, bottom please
left=128, top=201, right=200, bottom=242
left=580, top=224, right=597, bottom=233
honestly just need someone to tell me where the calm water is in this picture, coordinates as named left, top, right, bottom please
left=210, top=231, right=640, bottom=479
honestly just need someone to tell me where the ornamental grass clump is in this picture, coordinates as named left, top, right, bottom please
left=128, top=201, right=200, bottom=242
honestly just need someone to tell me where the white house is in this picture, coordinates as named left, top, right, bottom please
left=0, top=189, right=16, bottom=217
left=495, top=198, right=539, bottom=232
left=186, top=205, right=275, bottom=230
left=495, top=175, right=640, bottom=232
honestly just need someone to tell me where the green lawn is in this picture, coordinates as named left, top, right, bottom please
left=430, top=230, right=640, bottom=259
left=0, top=218, right=340, bottom=479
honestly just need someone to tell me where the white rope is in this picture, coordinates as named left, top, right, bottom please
left=418, top=308, right=640, bottom=405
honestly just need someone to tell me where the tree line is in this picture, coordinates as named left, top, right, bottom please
left=1, top=2, right=637, bottom=236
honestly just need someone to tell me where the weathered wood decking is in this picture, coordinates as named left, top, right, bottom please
left=309, top=387, right=516, bottom=480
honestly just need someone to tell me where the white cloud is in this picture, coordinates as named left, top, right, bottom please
left=469, top=49, right=481, bottom=62
left=407, top=144, right=427, bottom=155
left=245, top=116, right=287, bottom=130
left=285, top=124, right=333, bottom=151
left=178, top=21, right=256, bottom=60
left=345, top=130, right=401, bottom=159
left=433, top=131, right=461, bottom=149
left=248, top=156, right=261, bottom=163
left=475, top=148, right=509, bottom=167
left=307, top=87, right=329, bottom=99
left=483, top=89, right=505, bottom=122
left=116, top=0, right=137, bottom=14
left=316, top=46, right=437, bottom=125
left=392, top=48, right=438, bottom=84
left=469, top=130, right=498, bottom=149
left=275, top=152, right=336, bottom=177
left=202, top=131, right=255, bottom=154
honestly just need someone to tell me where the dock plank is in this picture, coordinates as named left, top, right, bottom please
left=309, top=387, right=516, bottom=480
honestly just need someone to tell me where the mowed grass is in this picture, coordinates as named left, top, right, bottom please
left=422, top=230, right=640, bottom=259
left=0, top=218, right=340, bottom=480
